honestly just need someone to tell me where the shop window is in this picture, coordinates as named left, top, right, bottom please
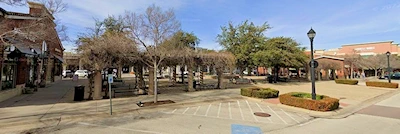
left=2, top=64, right=16, bottom=90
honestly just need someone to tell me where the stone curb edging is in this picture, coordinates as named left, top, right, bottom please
left=0, top=96, right=243, bottom=128
left=240, top=89, right=400, bottom=119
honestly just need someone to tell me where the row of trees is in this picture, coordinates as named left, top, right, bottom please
left=77, top=5, right=235, bottom=103
left=346, top=54, right=400, bottom=78
left=217, top=21, right=308, bottom=81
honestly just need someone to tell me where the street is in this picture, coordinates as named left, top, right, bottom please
left=20, top=91, right=400, bottom=134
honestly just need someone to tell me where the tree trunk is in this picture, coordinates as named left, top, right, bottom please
left=180, top=66, right=185, bottom=83
left=137, top=65, right=144, bottom=89
left=148, top=67, right=154, bottom=95
left=93, top=71, right=102, bottom=100
left=239, top=67, right=244, bottom=79
left=117, top=65, right=122, bottom=79
left=172, top=66, right=177, bottom=85
left=247, top=67, right=252, bottom=76
left=188, top=64, right=195, bottom=91
left=153, top=61, right=158, bottom=103
left=317, top=70, right=322, bottom=81
left=375, top=69, right=378, bottom=78
left=325, top=69, right=330, bottom=80
left=216, top=68, right=223, bottom=89
left=274, top=66, right=279, bottom=83
left=200, top=66, right=204, bottom=85
left=87, top=73, right=94, bottom=100
left=333, top=70, right=337, bottom=80
left=350, top=63, right=354, bottom=79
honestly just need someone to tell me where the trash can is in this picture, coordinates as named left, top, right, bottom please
left=267, top=75, right=273, bottom=83
left=193, top=80, right=197, bottom=89
left=74, top=85, right=85, bottom=101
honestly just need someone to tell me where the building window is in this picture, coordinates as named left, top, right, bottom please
left=2, top=64, right=17, bottom=90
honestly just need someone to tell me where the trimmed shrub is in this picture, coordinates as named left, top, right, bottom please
left=240, top=87, right=279, bottom=98
left=279, top=92, right=340, bottom=112
left=240, top=87, right=259, bottom=97
left=366, top=81, right=399, bottom=88
left=335, top=79, right=358, bottom=85
left=253, top=88, right=279, bottom=98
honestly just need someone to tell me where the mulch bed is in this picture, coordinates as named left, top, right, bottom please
left=139, top=100, right=175, bottom=107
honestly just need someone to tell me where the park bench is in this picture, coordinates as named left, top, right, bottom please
left=196, top=84, right=216, bottom=90
left=231, top=78, right=251, bottom=84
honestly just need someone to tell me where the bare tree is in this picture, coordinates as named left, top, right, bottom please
left=78, top=31, right=137, bottom=99
left=344, top=50, right=361, bottom=79
left=0, top=0, right=24, bottom=5
left=316, top=60, right=341, bottom=80
left=124, top=4, right=180, bottom=103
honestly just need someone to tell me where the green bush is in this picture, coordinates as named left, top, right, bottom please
left=291, top=92, right=324, bottom=100
left=366, top=81, right=399, bottom=88
left=240, top=87, right=258, bottom=97
left=335, top=79, right=358, bottom=85
left=253, top=88, right=279, bottom=98
left=279, top=92, right=340, bottom=111
left=240, top=87, right=279, bottom=98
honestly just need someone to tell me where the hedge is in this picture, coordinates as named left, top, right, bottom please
left=240, top=87, right=279, bottom=99
left=366, top=81, right=399, bottom=88
left=279, top=92, right=340, bottom=111
left=335, top=79, right=358, bottom=85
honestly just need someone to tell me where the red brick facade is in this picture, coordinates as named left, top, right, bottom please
left=1, top=2, right=64, bottom=89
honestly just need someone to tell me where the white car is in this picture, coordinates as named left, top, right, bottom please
left=74, top=70, right=88, bottom=77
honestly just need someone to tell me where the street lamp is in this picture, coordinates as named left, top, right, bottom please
left=386, top=51, right=391, bottom=83
left=307, top=28, right=317, bottom=100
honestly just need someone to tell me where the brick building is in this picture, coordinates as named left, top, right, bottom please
left=0, top=2, right=64, bottom=102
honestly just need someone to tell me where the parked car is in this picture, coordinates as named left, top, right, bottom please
left=383, top=72, right=400, bottom=79
left=74, top=70, right=88, bottom=77
left=62, top=70, right=74, bottom=78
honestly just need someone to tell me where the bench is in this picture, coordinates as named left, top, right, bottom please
left=231, top=78, right=251, bottom=84
left=112, top=84, right=136, bottom=98
left=196, top=84, right=216, bottom=90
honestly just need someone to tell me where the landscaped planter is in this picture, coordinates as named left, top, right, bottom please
left=240, top=87, right=279, bottom=99
left=335, top=79, right=358, bottom=85
left=279, top=92, right=339, bottom=112
left=366, top=81, right=398, bottom=88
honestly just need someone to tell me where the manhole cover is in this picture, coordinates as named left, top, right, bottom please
left=254, top=112, right=271, bottom=117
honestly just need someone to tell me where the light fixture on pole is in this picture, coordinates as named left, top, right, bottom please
left=307, top=28, right=317, bottom=100
left=386, top=51, right=391, bottom=83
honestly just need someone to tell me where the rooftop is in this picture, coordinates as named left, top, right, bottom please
left=342, top=41, right=394, bottom=46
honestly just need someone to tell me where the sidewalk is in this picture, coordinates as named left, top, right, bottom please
left=0, top=79, right=242, bottom=131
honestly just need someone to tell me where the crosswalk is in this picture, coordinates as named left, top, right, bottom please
left=160, top=100, right=313, bottom=125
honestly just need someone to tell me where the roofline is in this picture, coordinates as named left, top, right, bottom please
left=315, top=55, right=344, bottom=61
left=27, top=1, right=55, bottom=20
left=342, top=41, right=394, bottom=46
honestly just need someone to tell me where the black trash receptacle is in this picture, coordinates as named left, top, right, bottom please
left=74, top=85, right=85, bottom=101
left=193, top=81, right=197, bottom=89
left=267, top=75, right=273, bottom=83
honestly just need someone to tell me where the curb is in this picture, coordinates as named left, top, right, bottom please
left=241, top=89, right=400, bottom=119
left=0, top=96, right=243, bottom=128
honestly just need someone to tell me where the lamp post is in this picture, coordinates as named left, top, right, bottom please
left=307, top=28, right=317, bottom=100
left=386, top=51, right=391, bottom=83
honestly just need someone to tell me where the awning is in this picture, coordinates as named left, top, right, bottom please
left=13, top=43, right=35, bottom=55
left=32, top=47, right=42, bottom=54
left=53, top=54, right=64, bottom=63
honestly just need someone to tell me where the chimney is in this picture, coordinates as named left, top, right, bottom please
left=28, top=1, right=45, bottom=17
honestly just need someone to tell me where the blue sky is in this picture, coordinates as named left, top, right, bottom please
left=1, top=0, right=400, bottom=51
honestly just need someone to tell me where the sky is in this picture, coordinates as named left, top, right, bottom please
left=1, top=0, right=400, bottom=52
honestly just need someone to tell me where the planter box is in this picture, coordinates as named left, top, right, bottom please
left=279, top=92, right=339, bottom=112
left=366, top=81, right=398, bottom=88
left=335, top=79, right=358, bottom=85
